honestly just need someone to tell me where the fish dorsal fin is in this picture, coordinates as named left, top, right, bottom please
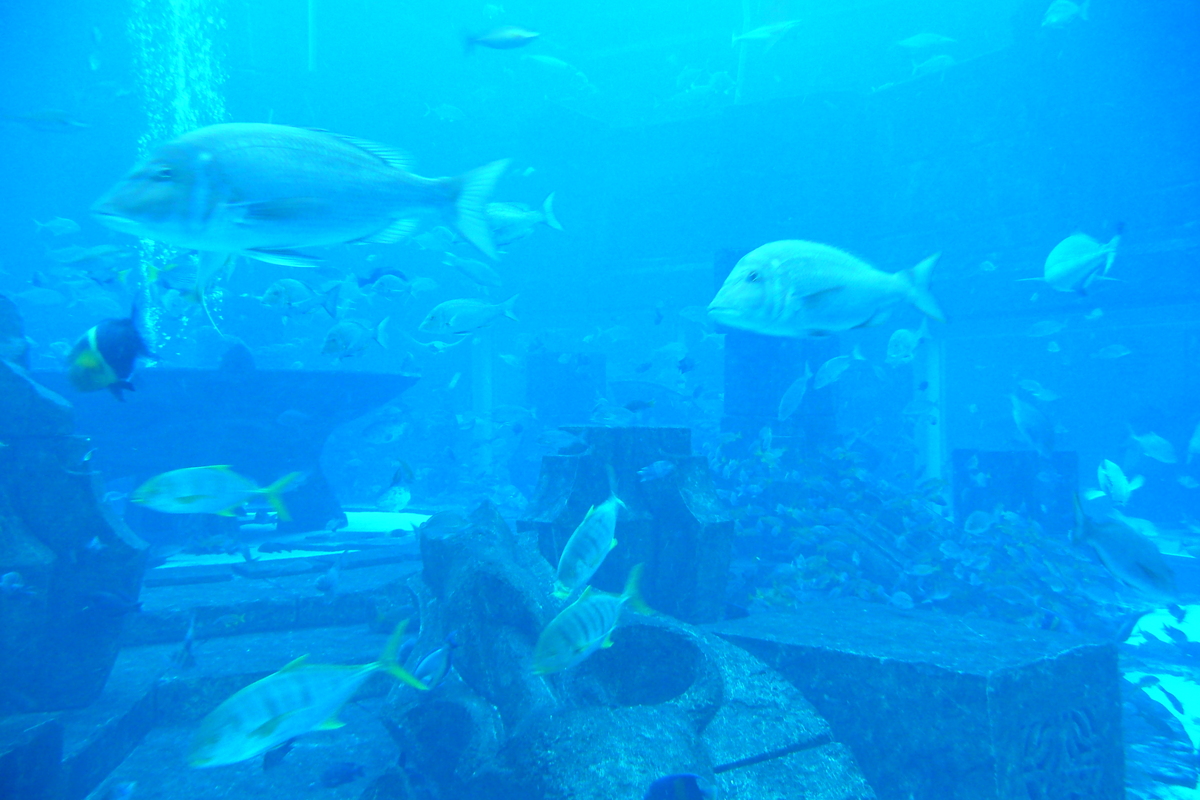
left=279, top=655, right=310, bottom=671
left=207, top=465, right=234, bottom=472
left=250, top=710, right=297, bottom=739
left=324, top=131, right=412, bottom=171
left=358, top=218, right=418, bottom=245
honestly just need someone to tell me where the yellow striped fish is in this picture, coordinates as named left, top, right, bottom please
left=534, top=565, right=651, bottom=675
left=189, top=623, right=426, bottom=767
left=554, top=478, right=625, bottom=599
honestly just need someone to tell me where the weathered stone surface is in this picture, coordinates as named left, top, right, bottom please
left=382, top=498, right=873, bottom=800
left=0, top=716, right=62, bottom=800
left=711, top=601, right=1123, bottom=800
left=520, top=426, right=733, bottom=623
left=0, top=358, right=147, bottom=715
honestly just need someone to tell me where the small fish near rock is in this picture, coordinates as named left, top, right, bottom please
left=465, top=26, right=540, bottom=52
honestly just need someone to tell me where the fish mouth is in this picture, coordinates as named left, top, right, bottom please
left=91, top=206, right=142, bottom=234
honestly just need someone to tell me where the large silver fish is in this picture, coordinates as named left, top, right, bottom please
left=92, top=124, right=509, bottom=273
left=707, top=240, right=943, bottom=337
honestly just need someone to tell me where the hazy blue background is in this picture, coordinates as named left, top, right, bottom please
left=0, top=0, right=1198, bottom=514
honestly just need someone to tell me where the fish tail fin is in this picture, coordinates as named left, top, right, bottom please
left=904, top=253, right=945, bottom=322
left=622, top=564, right=652, bottom=615
left=1104, top=225, right=1122, bottom=274
left=261, top=472, right=302, bottom=522
left=375, top=317, right=392, bottom=349
left=1130, top=475, right=1145, bottom=492
left=542, top=192, right=563, bottom=231
left=321, top=284, right=340, bottom=318
left=380, top=620, right=428, bottom=690
left=1070, top=493, right=1086, bottom=544
left=447, top=158, right=510, bottom=260
left=604, top=463, right=625, bottom=508
left=501, top=295, right=519, bottom=322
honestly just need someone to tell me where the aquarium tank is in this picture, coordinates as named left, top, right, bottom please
left=0, top=0, right=1197, bottom=798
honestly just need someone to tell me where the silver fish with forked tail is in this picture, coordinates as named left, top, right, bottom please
left=92, top=123, right=509, bottom=280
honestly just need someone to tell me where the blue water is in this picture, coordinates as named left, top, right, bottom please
left=1, top=0, right=1199, bottom=798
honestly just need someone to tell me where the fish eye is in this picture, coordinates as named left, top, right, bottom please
left=151, top=165, right=174, bottom=182
left=746, top=271, right=760, bottom=282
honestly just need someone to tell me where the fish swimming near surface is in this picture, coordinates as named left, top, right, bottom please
left=1091, top=344, right=1131, bottom=359
left=707, top=240, right=943, bottom=337
left=1043, top=0, right=1089, bottom=27
left=91, top=124, right=510, bottom=296
left=813, top=346, right=865, bottom=390
left=777, top=362, right=813, bottom=421
left=1037, top=227, right=1121, bottom=293
left=638, top=460, right=676, bottom=482
left=66, top=309, right=151, bottom=400
left=486, top=193, right=562, bottom=245
left=1085, top=459, right=1144, bottom=506
left=465, top=26, right=540, bottom=52
left=443, top=252, right=503, bottom=287
left=1188, top=422, right=1200, bottom=464
left=412, top=631, right=459, bottom=690
left=420, top=296, right=518, bottom=335
left=555, top=471, right=625, bottom=597
left=731, top=20, right=800, bottom=47
left=132, top=466, right=301, bottom=520
left=323, top=318, right=390, bottom=360
left=1073, top=496, right=1176, bottom=604
left=644, top=774, right=715, bottom=800
left=189, top=622, right=426, bottom=768
left=1010, top=394, right=1053, bottom=458
left=1129, top=428, right=1177, bottom=464
left=895, top=32, right=956, bottom=50
left=34, top=216, right=81, bottom=236
left=533, top=565, right=651, bottom=675
left=260, top=278, right=339, bottom=318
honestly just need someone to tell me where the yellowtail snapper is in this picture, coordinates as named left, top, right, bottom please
left=534, top=565, right=651, bottom=675
left=131, top=466, right=301, bottom=520
left=189, top=622, right=426, bottom=767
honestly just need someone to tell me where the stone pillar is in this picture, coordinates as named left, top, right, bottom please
left=0, top=360, right=147, bottom=714
left=519, top=425, right=733, bottom=624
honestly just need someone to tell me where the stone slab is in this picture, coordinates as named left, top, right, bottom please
left=710, top=601, right=1123, bottom=800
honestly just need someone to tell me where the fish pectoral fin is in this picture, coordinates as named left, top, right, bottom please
left=229, top=197, right=324, bottom=223
left=1083, top=489, right=1107, bottom=500
left=609, top=539, right=617, bottom=550
left=244, top=248, right=323, bottom=268
left=801, top=287, right=844, bottom=309
left=600, top=635, right=615, bottom=649
left=250, top=711, right=297, bottom=739
left=315, top=716, right=346, bottom=731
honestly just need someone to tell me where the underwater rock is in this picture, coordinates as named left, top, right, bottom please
left=713, top=600, right=1124, bottom=800
left=0, top=293, right=31, bottom=369
left=378, top=497, right=873, bottom=800
left=0, top=716, right=62, bottom=800
left=0, top=358, right=147, bottom=714
left=520, top=425, right=733, bottom=623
